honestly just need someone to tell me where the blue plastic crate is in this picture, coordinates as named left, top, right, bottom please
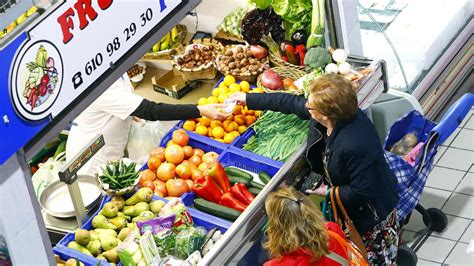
left=231, top=127, right=255, bottom=150
left=56, top=194, right=232, bottom=266
left=219, top=148, right=283, bottom=178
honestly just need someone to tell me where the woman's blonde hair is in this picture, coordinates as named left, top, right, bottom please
left=309, top=74, right=358, bottom=123
left=264, top=187, right=329, bottom=260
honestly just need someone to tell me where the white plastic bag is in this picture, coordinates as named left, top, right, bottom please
left=31, top=152, right=66, bottom=199
left=127, top=120, right=166, bottom=166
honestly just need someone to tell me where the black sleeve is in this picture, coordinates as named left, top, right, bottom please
left=130, top=99, right=201, bottom=121
left=246, top=93, right=311, bottom=120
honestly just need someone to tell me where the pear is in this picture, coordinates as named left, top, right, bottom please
left=152, top=43, right=160, bottom=53
left=99, top=234, right=118, bottom=251
left=150, top=200, right=166, bottom=214
left=135, top=202, right=150, bottom=213
left=96, top=254, right=106, bottom=260
left=86, top=240, right=102, bottom=256
left=92, top=214, right=117, bottom=230
left=101, top=202, right=119, bottom=218
left=65, top=258, right=83, bottom=266
left=123, top=206, right=140, bottom=217
left=67, top=241, right=92, bottom=256
left=125, top=188, right=153, bottom=205
left=74, top=229, right=90, bottom=246
left=16, top=13, right=27, bottom=25
left=111, top=196, right=125, bottom=210
left=94, top=229, right=117, bottom=238
left=102, top=247, right=120, bottom=263
left=118, top=227, right=134, bottom=241
left=132, top=211, right=155, bottom=223
left=117, top=212, right=131, bottom=221
left=90, top=230, right=99, bottom=241
left=109, top=216, right=127, bottom=229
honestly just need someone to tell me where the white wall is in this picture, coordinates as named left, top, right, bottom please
left=180, top=0, right=249, bottom=34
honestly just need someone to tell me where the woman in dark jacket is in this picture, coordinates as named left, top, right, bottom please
left=230, top=74, right=399, bottom=264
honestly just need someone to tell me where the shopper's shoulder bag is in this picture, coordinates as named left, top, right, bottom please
left=327, top=230, right=369, bottom=266
left=330, top=186, right=368, bottom=261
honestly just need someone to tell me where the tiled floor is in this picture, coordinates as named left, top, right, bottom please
left=401, top=109, right=474, bottom=265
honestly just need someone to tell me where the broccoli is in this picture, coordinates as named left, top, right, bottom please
left=304, top=47, right=332, bottom=71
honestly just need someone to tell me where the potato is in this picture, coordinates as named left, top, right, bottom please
left=236, top=46, right=244, bottom=53
left=246, top=50, right=253, bottom=57
left=240, top=58, right=248, bottom=66
left=225, top=50, right=233, bottom=56
left=229, top=62, right=236, bottom=69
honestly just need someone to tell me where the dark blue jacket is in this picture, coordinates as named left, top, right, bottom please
left=247, top=93, right=398, bottom=234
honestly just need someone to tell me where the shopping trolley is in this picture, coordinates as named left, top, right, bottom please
left=382, top=93, right=473, bottom=265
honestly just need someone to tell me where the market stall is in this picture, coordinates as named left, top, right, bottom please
left=0, top=0, right=390, bottom=265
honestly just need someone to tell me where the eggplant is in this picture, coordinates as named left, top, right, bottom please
left=291, top=30, right=308, bottom=46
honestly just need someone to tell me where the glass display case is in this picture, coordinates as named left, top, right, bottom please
left=356, top=0, right=472, bottom=93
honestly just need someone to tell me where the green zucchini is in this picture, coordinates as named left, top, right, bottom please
left=224, top=167, right=253, bottom=181
left=228, top=175, right=250, bottom=186
left=259, top=171, right=272, bottom=184
left=248, top=187, right=262, bottom=195
left=250, top=181, right=265, bottom=190
left=194, top=198, right=241, bottom=221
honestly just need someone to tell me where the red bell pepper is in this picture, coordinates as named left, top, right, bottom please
left=220, top=192, right=247, bottom=212
left=193, top=175, right=223, bottom=203
left=206, top=161, right=231, bottom=193
left=285, top=45, right=298, bottom=65
left=230, top=183, right=255, bottom=205
left=295, top=44, right=306, bottom=66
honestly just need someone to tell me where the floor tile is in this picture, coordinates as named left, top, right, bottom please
left=432, top=215, right=471, bottom=241
left=417, top=259, right=441, bottom=265
left=437, top=148, right=474, bottom=172
left=460, top=110, right=473, bottom=128
left=460, top=221, right=474, bottom=243
left=403, top=211, right=426, bottom=232
left=434, top=146, right=448, bottom=165
left=464, top=115, right=474, bottom=130
left=451, top=129, right=474, bottom=151
left=444, top=242, right=474, bottom=265
left=417, top=236, right=456, bottom=263
left=455, top=172, right=474, bottom=196
left=442, top=193, right=474, bottom=219
left=470, top=165, right=474, bottom=173
left=420, top=187, right=452, bottom=209
left=426, top=166, right=465, bottom=191
left=442, top=127, right=461, bottom=147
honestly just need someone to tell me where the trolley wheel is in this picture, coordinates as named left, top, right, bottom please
left=423, top=208, right=448, bottom=232
left=397, top=244, right=418, bottom=266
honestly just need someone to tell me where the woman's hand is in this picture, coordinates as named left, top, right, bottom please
left=305, top=183, right=329, bottom=196
left=197, top=104, right=229, bottom=121
left=228, top=92, right=247, bottom=104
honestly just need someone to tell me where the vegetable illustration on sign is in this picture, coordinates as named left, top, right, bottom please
left=23, top=45, right=60, bottom=111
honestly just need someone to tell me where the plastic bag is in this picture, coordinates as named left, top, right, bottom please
left=127, top=120, right=166, bottom=166
left=31, top=152, right=66, bottom=199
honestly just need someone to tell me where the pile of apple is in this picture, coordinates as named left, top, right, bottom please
left=138, top=129, right=219, bottom=198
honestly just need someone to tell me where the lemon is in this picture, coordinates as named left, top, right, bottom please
left=198, top=97, right=208, bottom=105
left=240, top=81, right=250, bottom=92
left=229, top=83, right=241, bottom=93
left=212, top=88, right=221, bottom=97
left=217, top=94, right=227, bottom=103
left=254, top=87, right=264, bottom=93
left=207, top=96, right=218, bottom=104
left=223, top=75, right=236, bottom=87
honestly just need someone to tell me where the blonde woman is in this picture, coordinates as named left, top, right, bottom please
left=230, top=74, right=399, bottom=264
left=264, top=187, right=348, bottom=265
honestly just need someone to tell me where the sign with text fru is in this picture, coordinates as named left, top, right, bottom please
left=0, top=0, right=181, bottom=164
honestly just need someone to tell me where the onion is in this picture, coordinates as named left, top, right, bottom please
left=338, top=62, right=352, bottom=75
left=249, top=45, right=267, bottom=60
left=261, top=69, right=282, bottom=90
left=332, top=49, right=347, bottom=63
left=325, top=63, right=338, bottom=74
left=45, top=57, right=55, bottom=69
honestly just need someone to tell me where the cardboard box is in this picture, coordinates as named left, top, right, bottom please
left=152, top=70, right=201, bottom=99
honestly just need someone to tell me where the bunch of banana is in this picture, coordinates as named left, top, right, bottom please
left=151, top=26, right=179, bottom=52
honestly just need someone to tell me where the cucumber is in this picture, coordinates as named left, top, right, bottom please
left=228, top=175, right=250, bottom=186
left=250, top=181, right=265, bottom=190
left=194, top=198, right=241, bottom=221
left=248, top=187, right=262, bottom=195
left=259, top=171, right=272, bottom=184
left=224, top=167, right=253, bottom=181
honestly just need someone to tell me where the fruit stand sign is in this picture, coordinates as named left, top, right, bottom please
left=0, top=0, right=181, bottom=165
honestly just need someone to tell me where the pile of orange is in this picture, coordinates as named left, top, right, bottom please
left=186, top=75, right=262, bottom=144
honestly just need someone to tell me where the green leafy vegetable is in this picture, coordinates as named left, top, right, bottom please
left=306, top=0, right=325, bottom=48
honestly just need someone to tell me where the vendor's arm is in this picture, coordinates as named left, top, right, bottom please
left=131, top=99, right=228, bottom=121
left=229, top=92, right=311, bottom=120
